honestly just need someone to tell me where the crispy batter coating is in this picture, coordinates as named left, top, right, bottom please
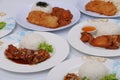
left=80, top=32, right=93, bottom=42
left=27, top=11, right=59, bottom=28
left=27, top=7, right=73, bottom=28
left=85, top=0, right=117, bottom=16
left=90, top=36, right=112, bottom=48
left=80, top=32, right=120, bottom=49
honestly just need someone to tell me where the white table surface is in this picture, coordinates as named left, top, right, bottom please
left=0, top=0, right=120, bottom=80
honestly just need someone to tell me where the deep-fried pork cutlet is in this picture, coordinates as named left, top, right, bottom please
left=27, top=11, right=59, bottom=28
left=85, top=0, right=117, bottom=16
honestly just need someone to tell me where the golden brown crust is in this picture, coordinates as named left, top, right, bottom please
left=80, top=32, right=120, bottom=49
left=27, top=11, right=59, bottom=28
left=85, top=0, right=117, bottom=16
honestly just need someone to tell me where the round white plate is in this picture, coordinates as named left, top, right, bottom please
left=0, top=14, right=16, bottom=38
left=77, top=0, right=120, bottom=18
left=16, top=0, right=80, bottom=31
left=68, top=19, right=120, bottom=57
left=47, top=56, right=120, bottom=80
left=0, top=31, right=70, bottom=73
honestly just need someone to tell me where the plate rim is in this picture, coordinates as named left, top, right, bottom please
left=0, top=16, right=16, bottom=38
left=46, top=56, right=119, bottom=80
left=0, top=31, right=70, bottom=73
left=67, top=19, right=120, bottom=57
left=16, top=1, right=80, bottom=31
left=77, top=0, right=120, bottom=18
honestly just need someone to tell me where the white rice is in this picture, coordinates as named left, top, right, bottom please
left=96, top=22, right=120, bottom=36
left=31, top=2, right=52, bottom=13
left=86, top=21, right=120, bottom=36
left=78, top=60, right=109, bottom=80
left=19, top=32, right=45, bottom=50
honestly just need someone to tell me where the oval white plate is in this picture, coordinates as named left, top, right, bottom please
left=68, top=19, right=120, bottom=57
left=47, top=56, right=120, bottom=80
left=16, top=0, right=80, bottom=31
left=77, top=0, right=120, bottom=18
left=0, top=31, right=70, bottom=73
left=0, top=15, right=16, bottom=38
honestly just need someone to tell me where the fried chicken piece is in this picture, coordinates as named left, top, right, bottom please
left=27, top=11, right=59, bottom=28
left=80, top=32, right=93, bottom=42
left=80, top=32, right=120, bottom=49
left=110, top=35, right=120, bottom=46
left=89, top=36, right=113, bottom=48
left=85, top=0, right=117, bottom=16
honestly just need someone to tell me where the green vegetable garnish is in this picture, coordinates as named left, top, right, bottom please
left=82, top=77, right=89, bottom=80
left=0, top=21, right=6, bottom=29
left=101, top=73, right=118, bottom=80
left=38, top=42, right=53, bottom=53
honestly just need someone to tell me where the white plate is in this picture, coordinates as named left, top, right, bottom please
left=0, top=15, right=16, bottom=38
left=16, top=0, right=80, bottom=31
left=77, top=0, right=120, bottom=18
left=68, top=19, right=120, bottom=57
left=47, top=56, right=120, bottom=80
left=0, top=31, right=70, bottom=73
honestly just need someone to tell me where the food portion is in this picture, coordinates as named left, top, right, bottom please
left=82, top=26, right=96, bottom=32
left=85, top=0, right=117, bottom=16
left=101, top=73, right=118, bottom=80
left=51, top=7, right=73, bottom=27
left=80, top=20, right=120, bottom=49
left=38, top=42, right=53, bottom=53
left=80, top=32, right=120, bottom=49
left=64, top=60, right=118, bottom=80
left=27, top=11, right=59, bottom=28
left=64, top=73, right=118, bottom=80
left=4, top=32, right=54, bottom=65
left=0, top=21, right=6, bottom=29
left=81, top=26, right=97, bottom=35
left=99, top=0, right=120, bottom=15
left=31, top=1, right=52, bottom=13
left=64, top=73, right=80, bottom=80
left=19, top=32, right=46, bottom=50
left=93, top=21, right=120, bottom=36
left=78, top=60, right=109, bottom=80
left=27, top=1, right=73, bottom=28
left=5, top=44, right=50, bottom=65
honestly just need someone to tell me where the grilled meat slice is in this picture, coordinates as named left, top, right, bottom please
left=5, top=44, right=50, bottom=65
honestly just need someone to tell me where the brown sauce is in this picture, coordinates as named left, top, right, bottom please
left=10, top=59, right=28, bottom=64
left=5, top=44, right=51, bottom=65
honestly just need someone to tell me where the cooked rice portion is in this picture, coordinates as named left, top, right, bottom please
left=19, top=32, right=46, bottom=50
left=78, top=60, right=109, bottom=80
left=31, top=1, right=52, bottom=13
